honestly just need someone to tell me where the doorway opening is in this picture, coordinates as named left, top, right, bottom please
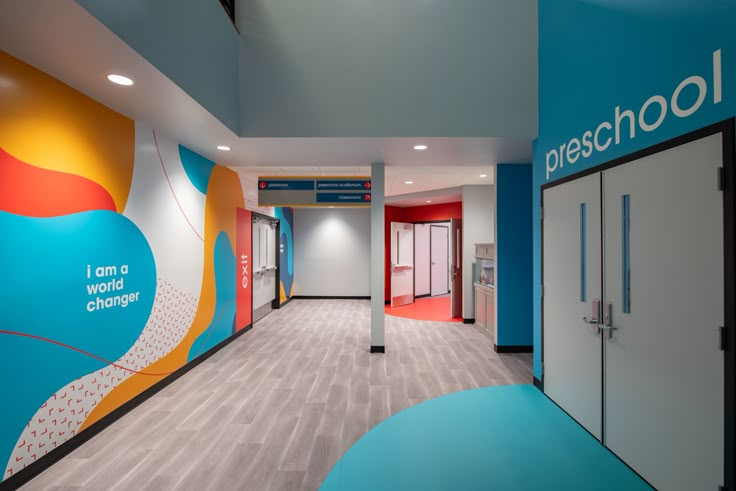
left=387, top=218, right=462, bottom=322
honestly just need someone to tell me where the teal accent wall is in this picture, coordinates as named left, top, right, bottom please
left=532, top=0, right=736, bottom=378
left=237, top=0, right=537, bottom=137
left=75, top=0, right=240, bottom=133
left=496, top=164, right=533, bottom=347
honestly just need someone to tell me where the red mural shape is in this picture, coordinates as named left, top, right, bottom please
left=0, top=148, right=116, bottom=217
left=236, top=208, right=253, bottom=331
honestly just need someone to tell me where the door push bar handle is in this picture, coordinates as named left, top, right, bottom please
left=582, top=299, right=601, bottom=333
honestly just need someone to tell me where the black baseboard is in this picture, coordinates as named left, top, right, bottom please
left=414, top=293, right=430, bottom=299
left=533, top=376, right=544, bottom=391
left=385, top=299, right=390, bottom=305
left=370, top=345, right=385, bottom=353
left=494, top=344, right=533, bottom=353
left=463, top=318, right=475, bottom=324
left=0, top=323, right=254, bottom=491
left=279, top=297, right=294, bottom=308
left=293, top=295, right=371, bottom=300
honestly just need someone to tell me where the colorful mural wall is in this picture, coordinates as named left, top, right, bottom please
left=0, top=52, right=246, bottom=481
left=274, top=207, right=295, bottom=304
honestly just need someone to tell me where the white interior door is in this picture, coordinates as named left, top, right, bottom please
left=430, top=225, right=449, bottom=296
left=602, top=134, right=724, bottom=491
left=391, top=222, right=414, bottom=307
left=414, top=224, right=431, bottom=297
left=543, top=173, right=603, bottom=440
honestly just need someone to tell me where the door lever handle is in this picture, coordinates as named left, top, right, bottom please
left=601, top=326, right=618, bottom=339
left=582, top=316, right=601, bottom=334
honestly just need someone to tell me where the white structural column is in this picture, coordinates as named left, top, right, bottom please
left=370, top=161, right=385, bottom=351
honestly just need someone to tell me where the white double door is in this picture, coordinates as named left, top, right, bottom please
left=543, top=134, right=724, bottom=490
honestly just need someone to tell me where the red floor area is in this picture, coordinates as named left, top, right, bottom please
left=385, top=295, right=462, bottom=322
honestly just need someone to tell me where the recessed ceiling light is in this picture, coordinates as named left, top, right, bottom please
left=480, top=174, right=488, bottom=178
left=404, top=181, right=414, bottom=184
left=426, top=200, right=432, bottom=203
left=217, top=145, right=231, bottom=151
left=107, top=74, right=133, bottom=86
left=413, top=145, right=428, bottom=151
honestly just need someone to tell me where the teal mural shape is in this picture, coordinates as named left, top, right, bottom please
left=179, top=145, right=216, bottom=195
left=274, top=207, right=294, bottom=300
left=187, top=231, right=236, bottom=361
left=322, top=385, right=651, bottom=490
left=0, top=210, right=156, bottom=475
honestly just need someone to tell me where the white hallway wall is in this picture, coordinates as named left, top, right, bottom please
left=462, top=185, right=495, bottom=318
left=294, top=208, right=371, bottom=296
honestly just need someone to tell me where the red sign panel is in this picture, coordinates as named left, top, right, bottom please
left=236, top=208, right=252, bottom=331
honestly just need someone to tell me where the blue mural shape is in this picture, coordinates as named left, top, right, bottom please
left=0, top=210, right=156, bottom=474
left=178, top=145, right=216, bottom=195
left=322, top=385, right=651, bottom=491
left=187, top=231, right=236, bottom=361
left=274, top=207, right=294, bottom=300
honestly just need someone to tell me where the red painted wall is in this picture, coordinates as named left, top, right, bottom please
left=384, top=202, right=462, bottom=301
left=236, top=208, right=253, bottom=330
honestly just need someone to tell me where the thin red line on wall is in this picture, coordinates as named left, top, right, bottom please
left=0, top=299, right=237, bottom=377
left=152, top=129, right=205, bottom=242
left=0, top=330, right=176, bottom=377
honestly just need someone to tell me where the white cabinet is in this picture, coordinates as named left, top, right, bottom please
left=475, top=243, right=495, bottom=259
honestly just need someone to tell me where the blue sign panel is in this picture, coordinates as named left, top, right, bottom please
left=316, top=192, right=372, bottom=203
left=258, top=180, right=315, bottom=191
left=316, top=180, right=372, bottom=191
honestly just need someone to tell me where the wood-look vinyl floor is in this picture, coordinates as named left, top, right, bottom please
left=22, top=299, right=533, bottom=491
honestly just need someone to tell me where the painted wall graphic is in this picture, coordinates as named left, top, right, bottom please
left=274, top=207, right=295, bottom=303
left=532, top=0, right=736, bottom=378
left=0, top=52, right=246, bottom=481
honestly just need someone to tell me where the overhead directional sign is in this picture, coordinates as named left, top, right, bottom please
left=316, top=192, right=372, bottom=204
left=316, top=180, right=372, bottom=191
left=258, top=176, right=371, bottom=207
left=259, top=180, right=315, bottom=191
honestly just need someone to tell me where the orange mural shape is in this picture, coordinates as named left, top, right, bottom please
left=0, top=148, right=116, bottom=216
left=80, top=165, right=245, bottom=430
left=0, top=52, right=134, bottom=212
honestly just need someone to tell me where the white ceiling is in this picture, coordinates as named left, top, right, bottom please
left=0, top=0, right=531, bottom=202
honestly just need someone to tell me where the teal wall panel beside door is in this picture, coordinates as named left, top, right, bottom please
left=532, top=0, right=736, bottom=378
left=496, top=164, right=533, bottom=347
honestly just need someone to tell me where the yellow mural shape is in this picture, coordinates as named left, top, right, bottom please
left=81, top=165, right=244, bottom=430
left=0, top=51, right=134, bottom=212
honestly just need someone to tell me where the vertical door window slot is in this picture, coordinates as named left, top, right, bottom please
left=622, top=194, right=631, bottom=313
left=580, top=202, right=587, bottom=302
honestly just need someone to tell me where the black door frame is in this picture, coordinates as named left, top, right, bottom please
left=539, top=118, right=735, bottom=490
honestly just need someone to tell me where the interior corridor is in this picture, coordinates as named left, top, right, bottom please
left=23, top=299, right=531, bottom=490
